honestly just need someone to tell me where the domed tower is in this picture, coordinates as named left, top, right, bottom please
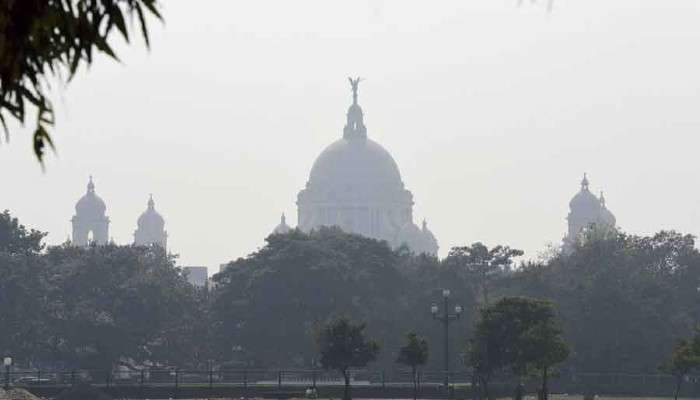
left=296, top=78, right=438, bottom=255
left=134, top=195, right=167, bottom=249
left=271, top=213, right=292, bottom=235
left=563, top=174, right=616, bottom=251
left=71, top=176, right=110, bottom=246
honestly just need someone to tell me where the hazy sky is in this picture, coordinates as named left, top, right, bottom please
left=3, top=0, right=700, bottom=273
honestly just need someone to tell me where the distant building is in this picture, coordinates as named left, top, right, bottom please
left=72, top=176, right=110, bottom=246
left=134, top=195, right=168, bottom=249
left=182, top=266, right=208, bottom=287
left=276, top=78, right=438, bottom=256
left=563, top=174, right=617, bottom=251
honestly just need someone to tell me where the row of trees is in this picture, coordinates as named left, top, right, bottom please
left=2, top=210, right=700, bottom=384
left=317, top=296, right=569, bottom=400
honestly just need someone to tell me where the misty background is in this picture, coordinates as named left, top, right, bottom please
left=2, top=0, right=699, bottom=273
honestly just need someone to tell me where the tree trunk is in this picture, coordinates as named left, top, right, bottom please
left=480, top=376, right=491, bottom=400
left=412, top=366, right=417, bottom=400
left=674, top=375, right=682, bottom=400
left=541, top=366, right=549, bottom=400
left=343, top=370, right=351, bottom=400
left=514, top=380, right=525, bottom=400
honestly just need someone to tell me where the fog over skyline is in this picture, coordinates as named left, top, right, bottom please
left=3, top=0, right=700, bottom=273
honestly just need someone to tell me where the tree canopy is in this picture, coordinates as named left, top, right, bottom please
left=315, top=316, right=380, bottom=400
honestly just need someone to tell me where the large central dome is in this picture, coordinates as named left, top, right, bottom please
left=293, top=78, right=439, bottom=256
left=308, top=137, right=403, bottom=187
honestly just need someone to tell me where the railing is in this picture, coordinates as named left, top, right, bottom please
left=4, top=368, right=700, bottom=398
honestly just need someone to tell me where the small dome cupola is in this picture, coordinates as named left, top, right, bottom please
left=569, top=173, right=600, bottom=212
left=137, top=194, right=165, bottom=230
left=272, top=213, right=292, bottom=235
left=72, top=176, right=110, bottom=246
left=134, top=194, right=167, bottom=249
left=75, top=175, right=107, bottom=216
left=343, top=77, right=367, bottom=140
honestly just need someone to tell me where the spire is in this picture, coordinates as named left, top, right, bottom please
left=581, top=173, right=589, bottom=191
left=148, top=194, right=155, bottom=209
left=281, top=213, right=286, bottom=225
left=343, top=77, right=367, bottom=140
left=87, top=175, right=95, bottom=193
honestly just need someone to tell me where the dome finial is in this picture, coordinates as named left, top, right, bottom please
left=87, top=175, right=95, bottom=193
left=422, top=219, right=427, bottom=231
left=348, top=76, right=362, bottom=105
left=281, top=213, right=286, bottom=224
left=343, top=77, right=367, bottom=139
left=599, top=191, right=606, bottom=207
left=581, top=173, right=589, bottom=190
left=148, top=194, right=155, bottom=209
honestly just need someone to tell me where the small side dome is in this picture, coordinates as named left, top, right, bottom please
left=396, top=221, right=438, bottom=256
left=137, top=195, right=165, bottom=230
left=272, top=213, right=292, bottom=235
left=75, top=176, right=107, bottom=217
left=569, top=173, right=600, bottom=212
left=599, top=192, right=616, bottom=226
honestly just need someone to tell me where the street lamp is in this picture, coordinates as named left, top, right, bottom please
left=3, top=357, right=12, bottom=390
left=431, top=289, right=462, bottom=391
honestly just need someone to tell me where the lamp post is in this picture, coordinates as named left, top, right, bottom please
left=3, top=357, right=11, bottom=390
left=431, top=289, right=462, bottom=391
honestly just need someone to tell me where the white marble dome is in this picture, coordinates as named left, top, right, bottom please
left=308, top=138, right=403, bottom=188
left=75, top=177, right=106, bottom=217
left=295, top=79, right=438, bottom=256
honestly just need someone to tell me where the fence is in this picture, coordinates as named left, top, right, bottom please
left=4, top=368, right=700, bottom=398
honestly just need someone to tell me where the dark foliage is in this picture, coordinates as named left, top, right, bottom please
left=0, top=0, right=161, bottom=163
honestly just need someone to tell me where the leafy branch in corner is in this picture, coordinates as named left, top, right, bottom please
left=0, top=0, right=161, bottom=165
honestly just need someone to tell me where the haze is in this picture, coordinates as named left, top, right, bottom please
left=3, top=0, right=700, bottom=273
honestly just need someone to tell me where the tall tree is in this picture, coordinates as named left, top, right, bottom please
left=521, top=321, right=569, bottom=400
left=44, top=243, right=194, bottom=369
left=0, top=0, right=161, bottom=163
left=445, top=242, right=522, bottom=304
left=469, top=297, right=568, bottom=398
left=211, top=227, right=403, bottom=368
left=396, top=332, right=429, bottom=400
left=315, top=316, right=380, bottom=400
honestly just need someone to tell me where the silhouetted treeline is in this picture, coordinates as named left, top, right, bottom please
left=1, top=210, right=698, bottom=374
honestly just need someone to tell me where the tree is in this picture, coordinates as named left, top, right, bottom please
left=0, top=211, right=49, bottom=364
left=315, top=316, right=380, bottom=400
left=396, top=332, right=429, bottom=400
left=43, top=243, right=194, bottom=369
left=0, top=0, right=161, bottom=163
left=507, top=229, right=700, bottom=374
left=211, top=227, right=404, bottom=368
left=521, top=321, right=569, bottom=400
left=445, top=242, right=523, bottom=304
left=661, top=338, right=700, bottom=400
left=0, top=210, right=46, bottom=254
left=469, top=297, right=568, bottom=399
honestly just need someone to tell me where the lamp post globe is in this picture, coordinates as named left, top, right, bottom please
left=442, top=289, right=451, bottom=298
